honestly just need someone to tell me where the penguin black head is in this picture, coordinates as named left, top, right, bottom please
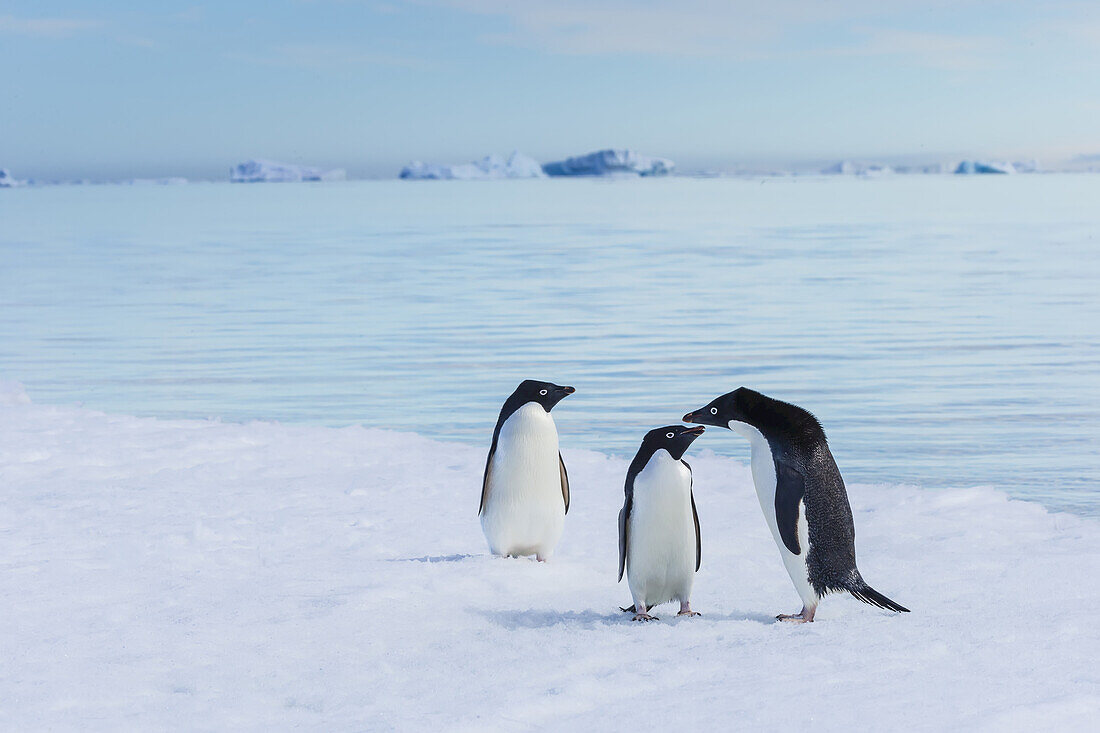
left=510, top=379, right=575, bottom=413
left=682, top=387, right=765, bottom=429
left=683, top=387, right=823, bottom=439
left=639, top=424, right=705, bottom=461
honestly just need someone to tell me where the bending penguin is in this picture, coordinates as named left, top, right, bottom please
left=479, top=380, right=574, bottom=561
left=618, top=425, right=706, bottom=622
left=684, top=388, right=908, bottom=622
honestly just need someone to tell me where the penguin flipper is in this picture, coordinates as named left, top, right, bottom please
left=617, top=499, right=630, bottom=582
left=682, top=459, right=700, bottom=571
left=774, top=459, right=806, bottom=555
left=479, top=445, right=495, bottom=516
left=559, top=452, right=570, bottom=514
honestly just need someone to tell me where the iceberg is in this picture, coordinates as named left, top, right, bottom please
left=230, top=159, right=346, bottom=183
left=820, top=161, right=893, bottom=177
left=399, top=151, right=546, bottom=180
left=0, top=168, right=25, bottom=188
left=120, top=177, right=189, bottom=186
left=954, top=160, right=1015, bottom=175
left=542, top=149, right=674, bottom=177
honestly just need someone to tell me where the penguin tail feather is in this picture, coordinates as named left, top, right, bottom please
left=849, top=582, right=910, bottom=613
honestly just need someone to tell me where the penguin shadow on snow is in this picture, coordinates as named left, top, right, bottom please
left=616, top=604, right=778, bottom=625
left=476, top=608, right=618, bottom=630
left=387, top=554, right=478, bottom=563
left=478, top=606, right=777, bottom=628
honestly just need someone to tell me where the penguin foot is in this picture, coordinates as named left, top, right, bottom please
left=632, top=613, right=659, bottom=622
left=677, top=602, right=700, bottom=617
left=776, top=605, right=816, bottom=623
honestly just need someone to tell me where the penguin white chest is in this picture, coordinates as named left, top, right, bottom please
left=729, top=420, right=816, bottom=606
left=481, top=403, right=565, bottom=558
left=627, top=450, right=696, bottom=607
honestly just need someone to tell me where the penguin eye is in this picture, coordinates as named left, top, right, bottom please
left=539, top=389, right=548, bottom=396
left=710, top=407, right=718, bottom=415
left=666, top=432, right=675, bottom=439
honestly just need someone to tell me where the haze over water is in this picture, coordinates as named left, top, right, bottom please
left=2, top=175, right=1098, bottom=514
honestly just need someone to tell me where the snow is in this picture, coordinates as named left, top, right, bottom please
left=955, top=160, right=1016, bottom=175
left=2, top=387, right=1098, bottom=730
left=230, top=159, right=346, bottom=183
left=542, top=149, right=674, bottom=177
left=399, top=151, right=546, bottom=180
left=0, top=168, right=25, bottom=187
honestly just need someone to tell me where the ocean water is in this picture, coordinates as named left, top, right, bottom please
left=2, top=176, right=1098, bottom=513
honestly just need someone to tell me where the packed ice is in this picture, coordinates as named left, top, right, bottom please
left=2, top=385, right=1097, bottom=729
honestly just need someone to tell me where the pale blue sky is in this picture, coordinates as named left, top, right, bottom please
left=2, top=1, right=1099, bottom=179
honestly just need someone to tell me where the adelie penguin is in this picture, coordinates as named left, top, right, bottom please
left=684, top=388, right=909, bottom=622
left=618, top=425, right=706, bottom=622
left=479, top=380, right=574, bottom=561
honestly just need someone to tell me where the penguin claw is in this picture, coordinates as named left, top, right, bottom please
left=632, top=613, right=659, bottom=622
left=677, top=610, right=701, bottom=617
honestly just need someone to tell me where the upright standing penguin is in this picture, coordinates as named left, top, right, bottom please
left=618, top=425, right=706, bottom=621
left=479, top=380, right=574, bottom=561
left=684, top=388, right=908, bottom=622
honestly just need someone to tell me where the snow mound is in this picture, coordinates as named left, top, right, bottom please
left=399, top=151, right=546, bottom=180
left=954, top=160, right=1016, bottom=175
left=230, top=159, right=346, bottom=183
left=542, top=149, right=674, bottom=177
left=0, top=380, right=30, bottom=405
left=0, top=168, right=25, bottom=188
left=1, top=397, right=1098, bottom=729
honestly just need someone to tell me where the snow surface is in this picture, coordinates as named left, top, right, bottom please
left=0, top=168, right=25, bottom=187
left=399, top=151, right=546, bottom=180
left=230, top=159, right=346, bottom=183
left=542, top=149, right=674, bottom=176
left=2, top=387, right=1098, bottom=730
left=955, top=160, right=1016, bottom=175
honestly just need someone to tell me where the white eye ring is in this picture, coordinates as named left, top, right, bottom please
left=710, top=407, right=718, bottom=415
left=666, top=432, right=675, bottom=439
left=539, top=389, right=548, bottom=395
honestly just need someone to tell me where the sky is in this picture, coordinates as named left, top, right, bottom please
left=2, top=1, right=1099, bottom=180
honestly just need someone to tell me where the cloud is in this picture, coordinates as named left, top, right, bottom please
left=414, top=0, right=1092, bottom=68
left=831, top=28, right=1003, bottom=71
left=229, top=43, right=433, bottom=71
left=0, top=14, right=102, bottom=38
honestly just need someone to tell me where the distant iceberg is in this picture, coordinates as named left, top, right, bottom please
left=399, top=151, right=546, bottom=180
left=954, top=160, right=1015, bottom=175
left=821, top=161, right=893, bottom=177
left=121, top=177, right=188, bottom=186
left=0, top=168, right=25, bottom=188
left=542, top=149, right=674, bottom=177
left=230, top=159, right=346, bottom=183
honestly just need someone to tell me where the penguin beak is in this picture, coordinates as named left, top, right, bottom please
left=559, top=386, right=575, bottom=395
left=683, top=408, right=724, bottom=428
left=683, top=425, right=705, bottom=436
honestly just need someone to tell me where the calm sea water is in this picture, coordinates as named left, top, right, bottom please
left=2, top=177, right=1098, bottom=513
